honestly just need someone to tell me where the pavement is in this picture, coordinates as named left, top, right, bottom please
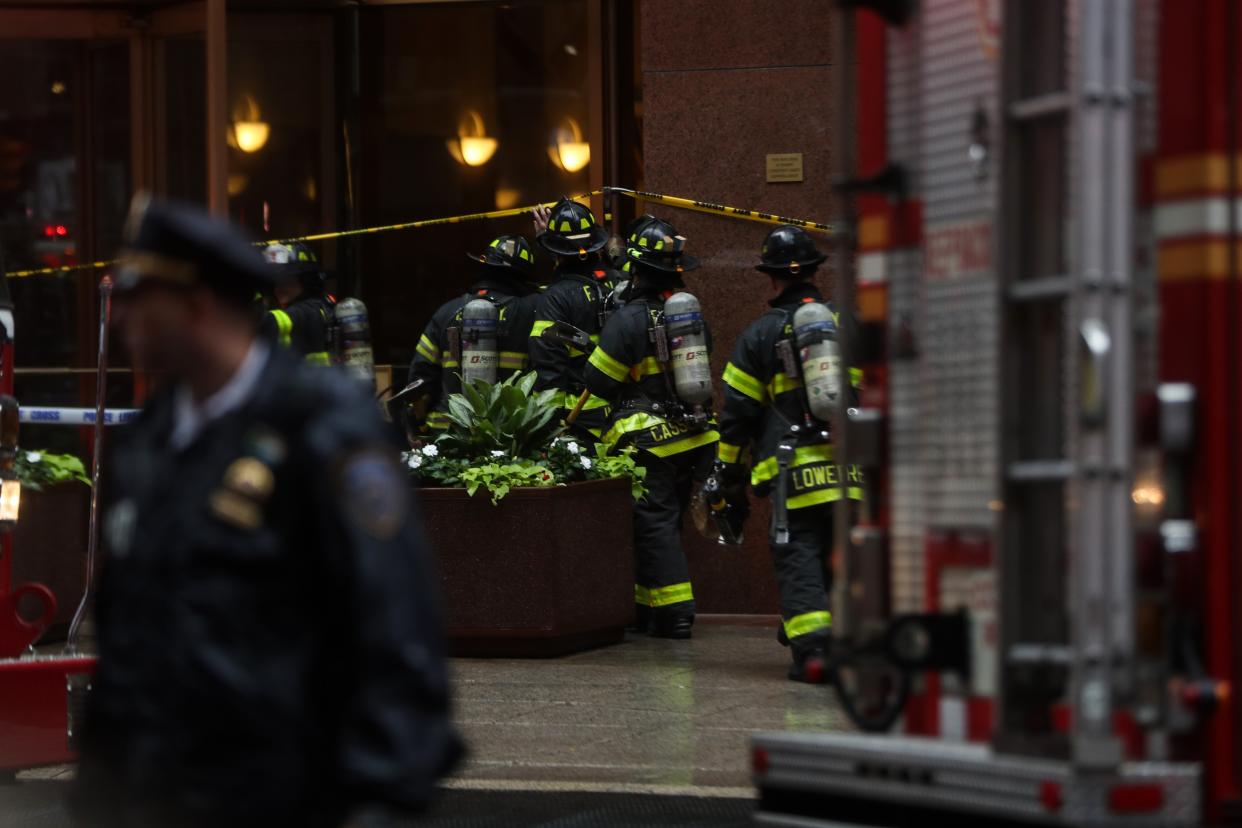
left=3, top=623, right=854, bottom=826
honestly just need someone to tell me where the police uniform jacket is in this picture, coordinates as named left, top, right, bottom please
left=717, top=281, right=864, bottom=508
left=75, top=347, right=462, bottom=827
left=528, top=260, right=617, bottom=432
left=263, top=293, right=336, bottom=365
left=408, top=274, right=538, bottom=431
left=583, top=285, right=719, bottom=457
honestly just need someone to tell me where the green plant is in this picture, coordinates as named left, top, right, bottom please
left=459, top=460, right=556, bottom=504
left=14, top=450, right=90, bottom=492
left=437, top=373, right=562, bottom=459
left=404, top=372, right=648, bottom=504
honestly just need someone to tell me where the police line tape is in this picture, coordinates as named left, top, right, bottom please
left=5, top=186, right=834, bottom=280
left=605, top=187, right=837, bottom=235
left=20, top=407, right=140, bottom=426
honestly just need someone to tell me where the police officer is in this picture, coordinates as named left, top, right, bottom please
left=261, top=241, right=337, bottom=365
left=73, top=196, right=461, bottom=828
left=716, top=225, right=864, bottom=682
left=406, top=234, right=539, bottom=432
left=528, top=198, right=618, bottom=438
left=583, top=218, right=718, bottom=639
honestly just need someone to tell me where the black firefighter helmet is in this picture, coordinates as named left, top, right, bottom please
left=756, top=224, right=827, bottom=276
left=468, top=234, right=536, bottom=280
left=626, top=217, right=699, bottom=275
left=538, top=198, right=609, bottom=258
left=263, top=241, right=327, bottom=292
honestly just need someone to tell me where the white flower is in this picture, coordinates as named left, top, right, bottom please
left=25, top=452, right=41, bottom=464
left=491, top=450, right=506, bottom=458
left=421, top=444, right=440, bottom=458
left=579, top=456, right=592, bottom=470
left=406, top=453, right=423, bottom=469
left=566, top=441, right=581, bottom=455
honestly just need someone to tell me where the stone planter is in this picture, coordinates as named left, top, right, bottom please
left=419, top=477, right=633, bottom=657
left=11, top=484, right=90, bottom=641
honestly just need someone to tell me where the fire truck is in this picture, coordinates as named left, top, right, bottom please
left=753, top=0, right=1240, bottom=825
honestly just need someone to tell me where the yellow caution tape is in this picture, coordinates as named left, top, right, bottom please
left=4, top=186, right=834, bottom=280
left=5, top=192, right=601, bottom=280
left=606, top=187, right=837, bottom=235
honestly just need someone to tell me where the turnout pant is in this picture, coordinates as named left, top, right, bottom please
left=772, top=503, right=835, bottom=658
left=632, top=447, right=709, bottom=620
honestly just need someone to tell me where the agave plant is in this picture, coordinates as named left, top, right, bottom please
left=437, top=372, right=563, bottom=459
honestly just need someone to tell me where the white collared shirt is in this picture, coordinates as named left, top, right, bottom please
left=170, top=340, right=270, bottom=451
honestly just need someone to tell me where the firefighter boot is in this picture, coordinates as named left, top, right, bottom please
left=788, top=635, right=832, bottom=684
left=651, top=608, right=694, bottom=640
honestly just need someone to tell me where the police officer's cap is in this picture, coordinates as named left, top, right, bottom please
left=468, top=234, right=536, bottom=279
left=626, top=218, right=699, bottom=274
left=537, top=198, right=609, bottom=257
left=756, top=224, right=827, bottom=276
left=116, top=194, right=275, bottom=303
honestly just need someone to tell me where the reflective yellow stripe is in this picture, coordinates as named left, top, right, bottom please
left=787, top=485, right=864, bottom=509
left=769, top=372, right=800, bottom=396
left=850, top=367, right=864, bottom=388
left=588, top=346, right=630, bottom=382
left=602, top=411, right=660, bottom=445
left=531, top=320, right=553, bottom=338
left=562, top=391, right=610, bottom=411
left=723, top=363, right=766, bottom=403
left=416, top=334, right=439, bottom=363
left=426, top=411, right=451, bottom=430
left=635, top=584, right=652, bottom=606
left=441, top=350, right=460, bottom=369
left=304, top=351, right=331, bottom=366
left=631, top=357, right=664, bottom=379
left=646, top=429, right=720, bottom=457
left=717, top=441, right=743, bottom=464
left=783, top=611, right=832, bottom=639
left=649, top=582, right=694, bottom=607
left=752, top=444, right=835, bottom=485
left=270, top=309, right=293, bottom=348
left=498, top=351, right=527, bottom=370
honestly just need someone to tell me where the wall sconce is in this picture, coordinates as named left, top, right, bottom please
left=447, top=110, right=498, bottom=167
left=548, top=117, right=590, bottom=173
left=227, top=174, right=248, bottom=197
left=229, top=95, right=270, bottom=154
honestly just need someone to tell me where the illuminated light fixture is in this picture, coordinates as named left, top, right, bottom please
left=230, top=95, right=270, bottom=154
left=50, top=81, right=66, bottom=96
left=495, top=187, right=522, bottom=210
left=447, top=110, right=498, bottom=167
left=547, top=117, right=590, bottom=174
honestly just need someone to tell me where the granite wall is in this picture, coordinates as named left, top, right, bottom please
left=639, top=0, right=837, bottom=614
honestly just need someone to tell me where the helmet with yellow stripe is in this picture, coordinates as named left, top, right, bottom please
left=468, top=234, right=536, bottom=280
left=537, top=198, right=609, bottom=258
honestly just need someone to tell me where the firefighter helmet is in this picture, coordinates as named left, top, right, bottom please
left=537, top=198, right=609, bottom=257
left=468, top=234, right=536, bottom=279
left=626, top=218, right=699, bottom=274
left=756, top=225, right=827, bottom=276
left=264, top=241, right=326, bottom=290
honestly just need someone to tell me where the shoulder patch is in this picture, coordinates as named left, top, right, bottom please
left=339, top=450, right=408, bottom=540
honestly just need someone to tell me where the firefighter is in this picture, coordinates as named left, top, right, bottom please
left=716, top=225, right=864, bottom=682
left=583, top=218, right=718, bottom=639
left=407, top=234, right=539, bottom=432
left=73, top=196, right=461, bottom=828
left=528, top=198, right=618, bottom=438
left=260, top=241, right=337, bottom=365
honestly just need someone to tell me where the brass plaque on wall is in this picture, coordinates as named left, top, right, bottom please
left=766, top=153, right=804, bottom=183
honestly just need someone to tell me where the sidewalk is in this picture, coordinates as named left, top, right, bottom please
left=449, top=621, right=853, bottom=795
